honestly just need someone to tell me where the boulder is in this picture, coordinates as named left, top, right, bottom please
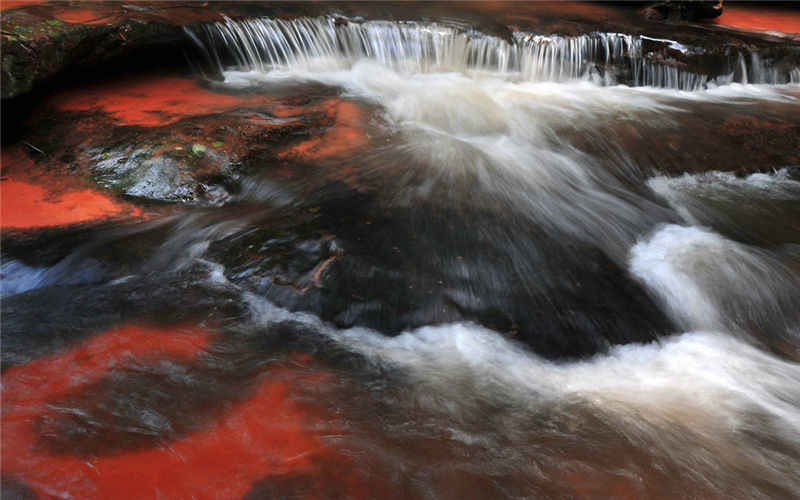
left=643, top=1, right=723, bottom=22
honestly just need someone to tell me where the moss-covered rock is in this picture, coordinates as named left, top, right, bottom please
left=0, top=1, right=308, bottom=99
left=1, top=8, right=178, bottom=98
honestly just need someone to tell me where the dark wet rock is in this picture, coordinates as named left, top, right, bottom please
left=207, top=186, right=674, bottom=360
left=643, top=1, right=723, bottom=22
left=0, top=260, right=244, bottom=367
left=73, top=114, right=314, bottom=205
left=0, top=477, right=37, bottom=500
left=2, top=16, right=94, bottom=99
left=212, top=221, right=342, bottom=295
left=86, top=135, right=241, bottom=204
left=570, top=99, right=800, bottom=177
left=1, top=6, right=182, bottom=99
left=1, top=2, right=272, bottom=99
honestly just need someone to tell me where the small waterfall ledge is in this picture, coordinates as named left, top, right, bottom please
left=187, top=16, right=800, bottom=91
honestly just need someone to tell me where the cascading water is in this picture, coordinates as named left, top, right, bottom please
left=188, top=16, right=800, bottom=90
left=3, top=6, right=800, bottom=500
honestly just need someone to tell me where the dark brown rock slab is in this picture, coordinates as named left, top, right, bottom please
left=0, top=1, right=312, bottom=99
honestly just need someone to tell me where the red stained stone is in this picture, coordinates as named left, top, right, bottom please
left=710, top=5, right=800, bottom=34
left=0, top=0, right=45, bottom=10
left=1, top=147, right=142, bottom=229
left=1, top=325, right=213, bottom=407
left=281, top=99, right=369, bottom=161
left=47, top=75, right=277, bottom=128
left=565, top=469, right=644, bottom=499
left=517, top=1, right=616, bottom=19
left=474, top=1, right=621, bottom=26
left=1, top=324, right=343, bottom=499
left=0, top=179, right=142, bottom=229
left=54, top=7, right=112, bottom=25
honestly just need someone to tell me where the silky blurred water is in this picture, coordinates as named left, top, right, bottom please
left=3, top=15, right=800, bottom=500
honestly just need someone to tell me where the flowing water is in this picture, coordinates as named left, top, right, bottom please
left=3, top=12, right=800, bottom=499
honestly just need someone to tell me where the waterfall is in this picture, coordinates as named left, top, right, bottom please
left=187, top=16, right=800, bottom=91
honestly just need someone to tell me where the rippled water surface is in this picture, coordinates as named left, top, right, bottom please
left=3, top=5, right=800, bottom=499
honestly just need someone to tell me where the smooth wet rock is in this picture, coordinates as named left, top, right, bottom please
left=0, top=260, right=243, bottom=367
left=643, top=1, right=723, bottom=22
left=206, top=188, right=674, bottom=360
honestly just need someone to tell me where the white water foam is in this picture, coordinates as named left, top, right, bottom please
left=630, top=224, right=800, bottom=346
left=244, top=292, right=800, bottom=496
left=648, top=169, right=800, bottom=237
left=191, top=16, right=800, bottom=90
left=650, top=168, right=800, bottom=215
left=0, top=260, right=47, bottom=296
left=223, top=60, right=797, bottom=262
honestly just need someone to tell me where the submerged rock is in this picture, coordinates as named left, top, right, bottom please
left=85, top=134, right=241, bottom=204
left=205, top=189, right=675, bottom=360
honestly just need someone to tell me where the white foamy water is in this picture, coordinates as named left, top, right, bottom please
left=648, top=168, right=800, bottom=245
left=630, top=224, right=800, bottom=349
left=3, top=11, right=800, bottom=500
left=190, top=16, right=800, bottom=90
left=227, top=65, right=669, bottom=260
left=206, top=16, right=799, bottom=265
left=223, top=59, right=798, bottom=263
left=245, top=293, right=800, bottom=497
left=213, top=28, right=800, bottom=362
left=650, top=168, right=800, bottom=219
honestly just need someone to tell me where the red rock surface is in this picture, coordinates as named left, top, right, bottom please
left=0, top=324, right=359, bottom=499
left=1, top=147, right=142, bottom=229
left=47, top=75, right=276, bottom=128
left=711, top=4, right=800, bottom=35
left=0, top=0, right=45, bottom=10
left=53, top=6, right=116, bottom=25
left=280, top=99, right=369, bottom=161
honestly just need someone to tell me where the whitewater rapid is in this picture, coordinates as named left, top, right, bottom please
left=190, top=16, right=800, bottom=90
left=3, top=13, right=799, bottom=498
left=189, top=17, right=800, bottom=496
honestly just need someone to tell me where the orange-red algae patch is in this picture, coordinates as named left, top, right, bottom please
left=710, top=5, right=800, bottom=35
left=54, top=7, right=113, bottom=25
left=1, top=147, right=141, bottom=229
left=47, top=75, right=276, bottom=127
left=0, top=323, right=348, bottom=499
left=1, top=324, right=213, bottom=407
left=1, top=179, right=141, bottom=229
left=0, top=0, right=45, bottom=10
left=281, top=99, right=369, bottom=161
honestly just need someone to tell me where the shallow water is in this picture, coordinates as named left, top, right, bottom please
left=3, top=10, right=800, bottom=500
